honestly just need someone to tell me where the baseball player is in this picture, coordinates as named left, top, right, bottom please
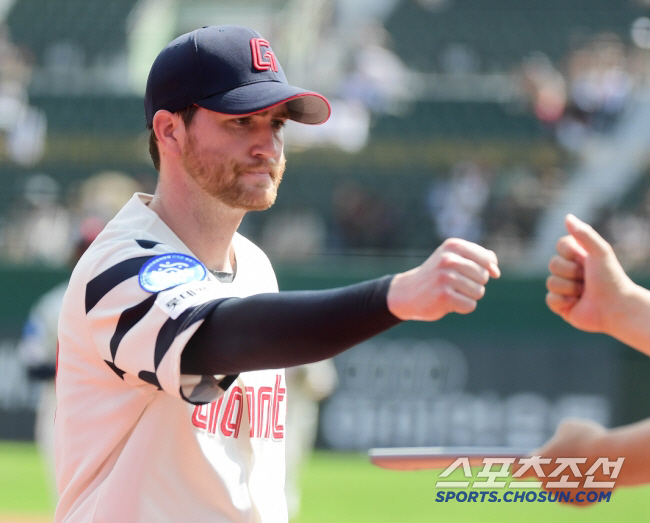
left=54, top=25, right=500, bottom=523
left=284, top=359, right=338, bottom=517
left=518, top=213, right=650, bottom=502
left=18, top=280, right=64, bottom=506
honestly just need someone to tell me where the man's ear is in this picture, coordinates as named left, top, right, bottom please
left=152, top=110, right=186, bottom=160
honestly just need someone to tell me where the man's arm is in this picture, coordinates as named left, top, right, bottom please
left=537, top=216, right=650, bottom=504
left=182, top=238, right=499, bottom=375
left=546, top=214, right=650, bottom=355
left=517, top=418, right=650, bottom=502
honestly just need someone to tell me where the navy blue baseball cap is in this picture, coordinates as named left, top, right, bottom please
left=144, top=25, right=331, bottom=128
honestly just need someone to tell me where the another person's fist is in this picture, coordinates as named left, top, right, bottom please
left=546, top=214, right=634, bottom=335
left=387, top=238, right=499, bottom=321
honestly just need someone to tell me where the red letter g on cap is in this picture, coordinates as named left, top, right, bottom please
left=251, top=38, right=278, bottom=72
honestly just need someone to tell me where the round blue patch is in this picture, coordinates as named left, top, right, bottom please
left=138, top=253, right=207, bottom=293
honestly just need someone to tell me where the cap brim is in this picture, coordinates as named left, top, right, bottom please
left=195, top=81, right=331, bottom=125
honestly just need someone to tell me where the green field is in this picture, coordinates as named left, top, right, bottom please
left=2, top=441, right=649, bottom=522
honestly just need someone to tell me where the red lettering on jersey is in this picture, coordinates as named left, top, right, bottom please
left=191, top=398, right=221, bottom=431
left=209, top=397, right=223, bottom=434
left=257, top=387, right=273, bottom=438
left=221, top=386, right=244, bottom=438
left=192, top=404, right=209, bottom=429
left=245, top=386, right=256, bottom=437
left=250, top=38, right=278, bottom=72
left=191, top=375, right=285, bottom=441
left=272, top=374, right=286, bottom=440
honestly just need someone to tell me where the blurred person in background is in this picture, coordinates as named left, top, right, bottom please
left=17, top=172, right=141, bottom=506
left=284, top=359, right=338, bottom=519
left=427, top=161, right=490, bottom=245
left=73, top=170, right=144, bottom=225
left=4, top=173, right=72, bottom=266
left=0, top=22, right=46, bottom=166
left=17, top=215, right=105, bottom=505
left=565, top=33, right=631, bottom=135
left=329, top=180, right=401, bottom=251
left=519, top=33, right=633, bottom=152
left=339, top=19, right=411, bottom=117
left=259, top=207, right=327, bottom=262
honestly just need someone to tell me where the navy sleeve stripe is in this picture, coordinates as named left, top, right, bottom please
left=109, top=293, right=158, bottom=360
left=135, top=239, right=161, bottom=249
left=138, top=370, right=162, bottom=390
left=218, top=374, right=237, bottom=391
left=85, top=255, right=156, bottom=313
left=154, top=311, right=193, bottom=371
left=153, top=300, right=224, bottom=371
left=104, top=360, right=126, bottom=380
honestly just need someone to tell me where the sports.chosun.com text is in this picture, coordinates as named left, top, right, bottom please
left=435, top=490, right=611, bottom=503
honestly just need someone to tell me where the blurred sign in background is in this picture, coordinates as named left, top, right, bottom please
left=0, top=0, right=649, bottom=449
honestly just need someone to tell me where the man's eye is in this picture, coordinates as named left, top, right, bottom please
left=272, top=119, right=287, bottom=129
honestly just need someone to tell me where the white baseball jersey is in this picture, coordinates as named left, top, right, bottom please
left=54, top=193, right=288, bottom=523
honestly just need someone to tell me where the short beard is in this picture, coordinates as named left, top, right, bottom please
left=181, top=132, right=286, bottom=211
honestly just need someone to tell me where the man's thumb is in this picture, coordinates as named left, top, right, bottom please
left=565, top=214, right=611, bottom=256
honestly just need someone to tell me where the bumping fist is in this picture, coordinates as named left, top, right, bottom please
left=546, top=214, right=636, bottom=336
left=387, top=238, right=500, bottom=321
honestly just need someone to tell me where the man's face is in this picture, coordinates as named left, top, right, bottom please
left=181, top=105, right=288, bottom=211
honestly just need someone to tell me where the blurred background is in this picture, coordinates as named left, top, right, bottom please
left=2, top=0, right=650, bottom=521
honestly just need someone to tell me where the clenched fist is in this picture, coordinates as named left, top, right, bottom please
left=546, top=214, right=650, bottom=356
left=387, top=238, right=500, bottom=321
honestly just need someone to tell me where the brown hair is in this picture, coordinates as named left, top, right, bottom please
left=148, top=105, right=199, bottom=171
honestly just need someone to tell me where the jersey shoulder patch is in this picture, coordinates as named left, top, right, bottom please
left=138, top=253, right=207, bottom=293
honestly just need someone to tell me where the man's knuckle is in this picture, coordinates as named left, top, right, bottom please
left=435, top=269, right=455, bottom=285
left=457, top=300, right=477, bottom=314
left=441, top=237, right=457, bottom=248
left=545, top=275, right=556, bottom=290
left=436, top=285, right=454, bottom=301
left=438, top=252, right=457, bottom=268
